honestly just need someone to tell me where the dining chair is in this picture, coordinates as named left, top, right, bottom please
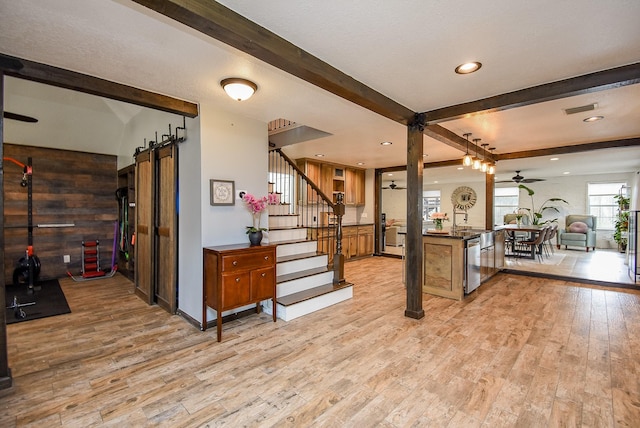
left=515, top=226, right=549, bottom=262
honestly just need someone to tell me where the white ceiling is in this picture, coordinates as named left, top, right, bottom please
left=1, top=0, right=639, bottom=184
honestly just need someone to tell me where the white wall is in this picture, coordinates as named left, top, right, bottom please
left=196, top=102, right=269, bottom=324
left=508, top=171, right=635, bottom=248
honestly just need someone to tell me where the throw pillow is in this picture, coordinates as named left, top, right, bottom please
left=568, top=221, right=588, bottom=233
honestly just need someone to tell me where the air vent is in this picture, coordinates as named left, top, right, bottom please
left=564, top=103, right=597, bottom=115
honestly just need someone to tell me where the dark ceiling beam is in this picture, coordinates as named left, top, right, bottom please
left=495, top=137, right=640, bottom=161
left=424, top=62, right=640, bottom=124
left=379, top=137, right=640, bottom=172
left=0, top=53, right=199, bottom=118
left=131, top=0, right=415, bottom=125
left=423, top=124, right=492, bottom=161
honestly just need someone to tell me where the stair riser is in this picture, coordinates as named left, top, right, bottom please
left=266, top=228, right=307, bottom=243
left=276, top=271, right=334, bottom=298
left=276, top=241, right=317, bottom=258
left=269, top=216, right=299, bottom=229
left=277, top=255, right=328, bottom=276
left=269, top=286, right=353, bottom=321
left=268, top=204, right=289, bottom=215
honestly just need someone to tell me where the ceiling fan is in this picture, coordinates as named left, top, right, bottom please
left=382, top=180, right=406, bottom=190
left=3, top=111, right=38, bottom=123
left=497, top=170, right=546, bottom=184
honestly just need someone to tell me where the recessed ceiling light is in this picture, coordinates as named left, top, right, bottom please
left=550, top=157, right=559, bottom=161
left=434, top=181, right=439, bottom=184
left=583, top=115, right=604, bottom=122
left=455, top=61, right=482, bottom=74
left=356, top=162, right=365, bottom=166
left=563, top=171, right=570, bottom=175
left=381, top=141, right=392, bottom=146
left=315, top=153, right=324, bottom=157
left=457, top=167, right=464, bottom=170
left=388, top=173, right=393, bottom=176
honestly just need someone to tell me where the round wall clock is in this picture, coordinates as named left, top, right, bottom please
left=451, top=186, right=477, bottom=211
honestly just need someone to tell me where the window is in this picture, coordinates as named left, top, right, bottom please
left=588, top=182, right=626, bottom=230
left=494, top=187, right=519, bottom=225
left=422, top=190, right=441, bottom=221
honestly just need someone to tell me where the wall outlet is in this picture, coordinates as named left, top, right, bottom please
left=63, top=254, right=71, bottom=263
left=361, top=213, right=368, bottom=218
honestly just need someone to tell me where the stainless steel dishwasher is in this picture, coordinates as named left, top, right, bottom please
left=465, top=238, right=481, bottom=294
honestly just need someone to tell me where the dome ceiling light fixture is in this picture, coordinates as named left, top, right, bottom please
left=220, top=78, right=258, bottom=101
left=583, top=115, right=604, bottom=123
left=455, top=61, right=482, bottom=74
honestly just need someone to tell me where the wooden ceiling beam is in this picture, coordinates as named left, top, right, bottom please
left=424, top=63, right=640, bottom=124
left=131, top=0, right=415, bottom=125
left=423, top=124, right=493, bottom=161
left=0, top=53, right=199, bottom=118
left=495, top=137, right=640, bottom=161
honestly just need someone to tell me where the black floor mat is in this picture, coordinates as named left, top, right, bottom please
left=5, top=279, right=71, bottom=324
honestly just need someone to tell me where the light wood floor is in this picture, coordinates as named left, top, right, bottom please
left=2, top=258, right=640, bottom=426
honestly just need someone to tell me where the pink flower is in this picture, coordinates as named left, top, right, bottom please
left=429, top=212, right=449, bottom=221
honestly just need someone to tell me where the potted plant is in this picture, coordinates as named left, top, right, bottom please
left=518, top=184, right=569, bottom=226
left=614, top=194, right=630, bottom=211
left=614, top=207, right=629, bottom=252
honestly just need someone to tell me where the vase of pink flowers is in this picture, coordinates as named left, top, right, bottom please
left=429, top=212, right=449, bottom=230
left=242, top=193, right=269, bottom=245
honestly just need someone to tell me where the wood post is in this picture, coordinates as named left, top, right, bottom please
left=405, top=114, right=425, bottom=320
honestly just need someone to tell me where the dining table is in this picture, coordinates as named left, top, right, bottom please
left=498, top=224, right=546, bottom=260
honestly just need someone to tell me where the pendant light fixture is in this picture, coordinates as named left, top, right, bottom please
left=480, top=143, right=489, bottom=172
left=220, top=78, right=258, bottom=101
left=488, top=147, right=497, bottom=175
left=472, top=139, right=482, bottom=170
left=462, top=133, right=473, bottom=166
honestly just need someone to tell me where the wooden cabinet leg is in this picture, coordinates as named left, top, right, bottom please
left=217, top=311, right=222, bottom=342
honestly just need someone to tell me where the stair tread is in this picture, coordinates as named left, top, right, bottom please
left=268, top=226, right=308, bottom=231
left=277, top=282, right=353, bottom=307
left=269, top=238, right=313, bottom=246
left=276, top=266, right=330, bottom=284
left=277, top=252, right=326, bottom=263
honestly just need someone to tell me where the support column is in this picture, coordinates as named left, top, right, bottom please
left=485, top=172, right=495, bottom=230
left=405, top=114, right=425, bottom=319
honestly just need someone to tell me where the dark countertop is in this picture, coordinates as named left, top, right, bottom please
left=400, top=228, right=493, bottom=240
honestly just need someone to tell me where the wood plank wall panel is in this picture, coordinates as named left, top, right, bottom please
left=155, top=145, right=177, bottom=313
left=3, top=144, right=117, bottom=283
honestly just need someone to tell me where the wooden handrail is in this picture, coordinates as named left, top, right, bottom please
left=273, top=149, right=335, bottom=209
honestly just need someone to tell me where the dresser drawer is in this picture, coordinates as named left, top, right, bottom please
left=221, top=251, right=274, bottom=272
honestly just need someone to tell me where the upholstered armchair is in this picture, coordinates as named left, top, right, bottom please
left=557, top=214, right=597, bottom=251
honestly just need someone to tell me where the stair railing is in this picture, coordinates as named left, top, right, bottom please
left=269, top=149, right=345, bottom=284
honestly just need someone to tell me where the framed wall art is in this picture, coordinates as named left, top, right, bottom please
left=210, top=179, right=235, bottom=206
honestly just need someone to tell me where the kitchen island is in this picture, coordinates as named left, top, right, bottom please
left=417, top=228, right=505, bottom=300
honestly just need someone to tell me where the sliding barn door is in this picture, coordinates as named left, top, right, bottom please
left=154, top=145, right=177, bottom=313
left=135, top=150, right=153, bottom=304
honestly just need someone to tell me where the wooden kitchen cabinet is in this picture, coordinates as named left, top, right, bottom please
left=203, top=244, right=277, bottom=342
left=357, top=225, right=374, bottom=256
left=296, top=158, right=365, bottom=206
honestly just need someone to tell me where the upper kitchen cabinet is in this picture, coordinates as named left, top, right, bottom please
left=297, top=159, right=365, bottom=206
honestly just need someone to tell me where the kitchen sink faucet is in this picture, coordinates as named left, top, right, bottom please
left=452, top=208, right=468, bottom=231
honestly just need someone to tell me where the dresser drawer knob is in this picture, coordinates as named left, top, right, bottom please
left=264, top=256, right=269, bottom=260
left=261, top=272, right=266, bottom=277
left=232, top=260, right=238, bottom=266
left=235, top=277, right=240, bottom=283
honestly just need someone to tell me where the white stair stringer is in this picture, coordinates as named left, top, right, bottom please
left=262, top=284, right=353, bottom=322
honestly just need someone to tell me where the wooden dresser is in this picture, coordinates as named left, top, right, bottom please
left=202, top=243, right=277, bottom=341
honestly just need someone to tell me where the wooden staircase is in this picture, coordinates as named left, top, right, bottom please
left=262, top=168, right=353, bottom=321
